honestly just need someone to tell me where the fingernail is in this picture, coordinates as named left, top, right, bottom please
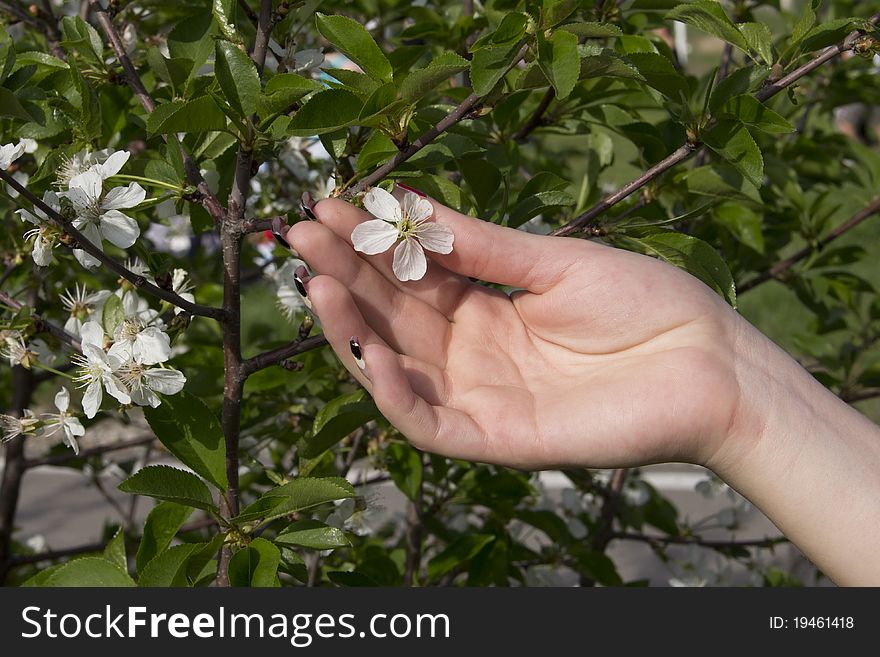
left=300, top=192, right=318, bottom=221
left=396, top=182, right=427, bottom=198
left=271, top=216, right=299, bottom=256
left=349, top=336, right=366, bottom=371
left=294, top=265, right=312, bottom=310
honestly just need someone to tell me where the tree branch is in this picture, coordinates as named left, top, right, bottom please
left=251, top=0, right=273, bottom=74
left=739, top=196, right=880, bottom=293
left=0, top=290, right=81, bottom=351
left=87, top=0, right=226, bottom=226
left=347, top=43, right=530, bottom=196
left=554, top=15, right=880, bottom=237
left=241, top=335, right=328, bottom=376
left=23, top=435, right=156, bottom=469
left=0, top=170, right=225, bottom=320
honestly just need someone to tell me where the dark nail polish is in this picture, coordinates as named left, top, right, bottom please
left=349, top=336, right=366, bottom=370
left=294, top=265, right=312, bottom=309
left=300, top=192, right=318, bottom=220
left=396, top=182, right=427, bottom=198
left=271, top=216, right=295, bottom=252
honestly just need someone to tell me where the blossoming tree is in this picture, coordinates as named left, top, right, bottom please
left=1, top=0, right=878, bottom=587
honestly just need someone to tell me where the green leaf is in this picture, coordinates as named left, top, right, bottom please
left=666, top=1, right=749, bottom=52
left=625, top=52, right=689, bottom=99
left=738, top=23, right=773, bottom=64
left=101, top=294, right=124, bottom=335
left=275, top=519, right=351, bottom=550
left=628, top=230, right=737, bottom=306
left=287, top=89, right=363, bottom=136
left=315, top=13, right=392, bottom=82
left=800, top=18, right=861, bottom=53
left=136, top=502, right=194, bottom=574
left=103, top=528, right=127, bottom=572
left=558, top=22, right=622, bottom=38
left=427, top=534, right=495, bottom=582
left=578, top=45, right=644, bottom=82
left=138, top=543, right=199, bottom=587
left=257, top=74, right=322, bottom=117
left=471, top=40, right=525, bottom=97
left=168, top=11, right=217, bottom=79
left=399, top=52, right=470, bottom=101
left=719, top=95, right=794, bottom=133
left=212, top=0, right=241, bottom=44
left=537, top=30, right=580, bottom=100
left=60, top=15, right=104, bottom=63
left=300, top=390, right=379, bottom=459
left=142, top=391, right=227, bottom=490
left=215, top=40, right=261, bottom=117
left=356, top=131, right=398, bottom=173
left=147, top=96, right=227, bottom=135
left=713, top=202, right=764, bottom=253
left=13, top=51, right=68, bottom=73
left=0, top=30, right=14, bottom=84
left=708, top=64, right=770, bottom=113
left=234, top=477, right=356, bottom=524
left=69, top=59, right=101, bottom=140
left=790, top=0, right=821, bottom=46
left=509, top=190, right=575, bottom=227
left=41, top=557, right=136, bottom=587
left=229, top=538, right=280, bottom=587
left=386, top=443, right=422, bottom=501
left=702, top=119, right=764, bottom=187
left=0, top=88, right=32, bottom=121
left=118, top=465, right=217, bottom=512
left=677, top=164, right=761, bottom=202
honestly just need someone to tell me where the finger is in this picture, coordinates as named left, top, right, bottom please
left=398, top=184, right=595, bottom=293
left=289, top=221, right=450, bottom=367
left=363, top=341, right=493, bottom=463
left=309, top=197, right=474, bottom=318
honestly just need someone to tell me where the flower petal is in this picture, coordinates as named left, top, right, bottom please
left=107, top=340, right=132, bottom=366
left=144, top=368, right=186, bottom=394
left=99, top=209, right=140, bottom=248
left=66, top=417, right=85, bottom=437
left=74, top=222, right=103, bottom=269
left=104, top=373, right=132, bottom=405
left=82, top=380, right=102, bottom=419
left=95, top=150, right=129, bottom=179
left=352, top=219, right=399, bottom=255
left=54, top=387, right=70, bottom=413
left=392, top=237, right=427, bottom=282
left=133, top=327, right=171, bottom=365
left=32, top=237, right=53, bottom=266
left=416, top=221, right=454, bottom=254
left=67, top=170, right=102, bottom=207
left=102, top=182, right=145, bottom=210
left=80, top=321, right=105, bottom=349
left=403, top=192, right=433, bottom=223
left=363, top=187, right=401, bottom=223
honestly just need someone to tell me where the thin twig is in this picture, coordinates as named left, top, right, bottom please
left=87, top=0, right=226, bottom=226
left=0, top=289, right=81, bottom=351
left=347, top=43, right=530, bottom=196
left=513, top=88, right=556, bottom=142
left=611, top=531, right=788, bottom=550
left=23, top=435, right=156, bottom=469
left=739, top=197, right=880, bottom=293
left=241, top=335, right=328, bottom=376
left=0, top=170, right=224, bottom=319
left=555, top=15, right=880, bottom=237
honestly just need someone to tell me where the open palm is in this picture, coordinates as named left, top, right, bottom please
left=287, top=191, right=743, bottom=470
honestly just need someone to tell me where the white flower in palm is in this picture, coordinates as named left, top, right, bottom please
left=40, top=387, right=86, bottom=454
left=72, top=321, right=131, bottom=419
left=56, top=149, right=128, bottom=188
left=352, top=187, right=454, bottom=282
left=19, top=190, right=62, bottom=266
left=63, top=169, right=144, bottom=269
left=61, top=283, right=112, bottom=336
left=117, top=359, right=186, bottom=408
left=107, top=293, right=171, bottom=365
left=0, top=142, right=26, bottom=169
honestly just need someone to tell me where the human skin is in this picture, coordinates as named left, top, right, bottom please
left=286, top=190, right=880, bottom=586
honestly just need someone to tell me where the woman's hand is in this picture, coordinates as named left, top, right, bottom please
left=286, top=189, right=747, bottom=471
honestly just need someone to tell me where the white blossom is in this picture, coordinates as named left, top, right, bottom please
left=0, top=410, right=39, bottom=443
left=19, top=190, right=62, bottom=266
left=171, top=269, right=195, bottom=316
left=117, top=360, right=186, bottom=408
left=56, top=149, right=129, bottom=188
left=72, top=322, right=131, bottom=419
left=62, top=168, right=144, bottom=269
left=107, top=293, right=171, bottom=365
left=266, top=259, right=306, bottom=321
left=352, top=187, right=454, bottom=282
left=0, top=142, right=26, bottom=169
left=61, top=283, right=111, bottom=336
left=0, top=335, right=54, bottom=369
left=40, top=387, right=85, bottom=454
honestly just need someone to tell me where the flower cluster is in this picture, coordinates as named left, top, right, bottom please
left=16, top=148, right=144, bottom=269
left=0, top=387, right=84, bottom=454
